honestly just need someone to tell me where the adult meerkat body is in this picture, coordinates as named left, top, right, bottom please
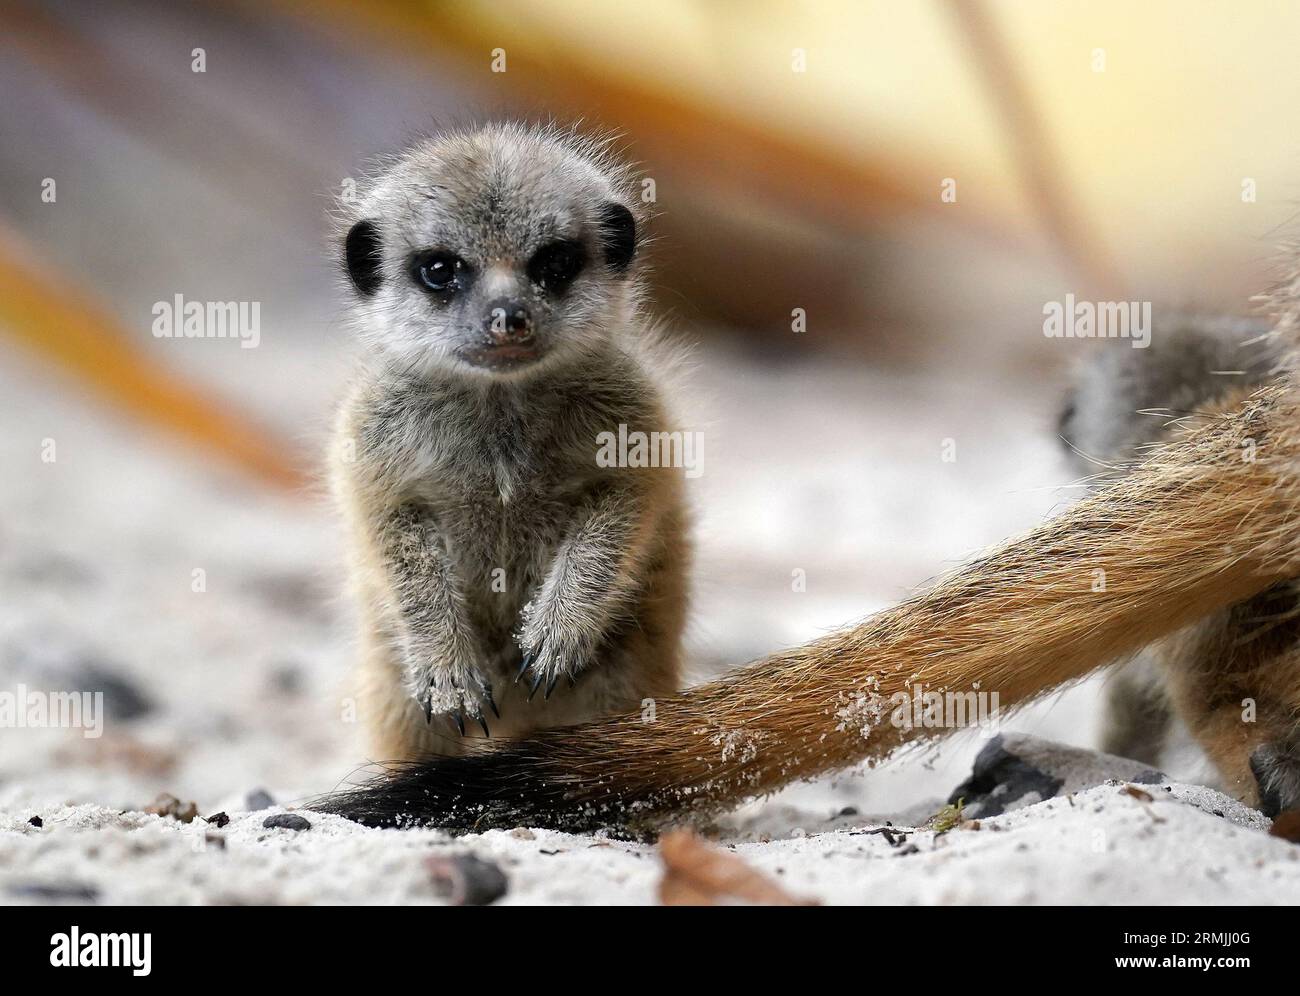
left=332, top=124, right=690, bottom=760
left=1060, top=318, right=1300, bottom=813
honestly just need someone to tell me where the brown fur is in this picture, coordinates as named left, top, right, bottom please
left=1062, top=323, right=1300, bottom=812
left=321, top=375, right=1300, bottom=830
left=1121, top=382, right=1300, bottom=812
left=1155, top=576, right=1300, bottom=807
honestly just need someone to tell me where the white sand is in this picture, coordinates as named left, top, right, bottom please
left=3, top=778, right=1295, bottom=905
left=2, top=341, right=1293, bottom=905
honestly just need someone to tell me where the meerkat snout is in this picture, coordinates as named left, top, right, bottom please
left=484, top=300, right=533, bottom=341
left=458, top=300, right=537, bottom=370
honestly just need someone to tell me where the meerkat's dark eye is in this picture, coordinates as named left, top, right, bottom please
left=411, top=251, right=468, bottom=294
left=528, top=241, right=586, bottom=293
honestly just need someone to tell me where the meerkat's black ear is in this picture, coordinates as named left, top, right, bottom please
left=598, top=202, right=637, bottom=273
left=344, top=219, right=384, bottom=296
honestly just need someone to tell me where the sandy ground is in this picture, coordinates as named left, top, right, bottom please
left=1, top=337, right=1290, bottom=905
left=5, top=769, right=1297, bottom=905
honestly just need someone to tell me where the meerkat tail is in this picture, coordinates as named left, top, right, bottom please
left=317, top=381, right=1300, bottom=832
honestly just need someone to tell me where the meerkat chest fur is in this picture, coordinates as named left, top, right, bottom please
left=353, top=354, right=658, bottom=632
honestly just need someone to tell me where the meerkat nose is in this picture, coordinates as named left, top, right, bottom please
left=485, top=299, right=534, bottom=343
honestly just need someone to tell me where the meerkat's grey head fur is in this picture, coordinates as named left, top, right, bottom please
left=1057, top=314, right=1282, bottom=480
left=339, top=122, right=646, bottom=382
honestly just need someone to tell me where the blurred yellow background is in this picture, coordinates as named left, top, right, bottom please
left=6, top=0, right=1300, bottom=485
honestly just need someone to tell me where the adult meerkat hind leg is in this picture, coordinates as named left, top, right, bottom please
left=1098, top=653, right=1173, bottom=768
left=1157, top=583, right=1300, bottom=815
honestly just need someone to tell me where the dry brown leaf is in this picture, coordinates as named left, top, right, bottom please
left=1121, top=785, right=1154, bottom=802
left=657, top=829, right=818, bottom=906
left=144, top=793, right=198, bottom=823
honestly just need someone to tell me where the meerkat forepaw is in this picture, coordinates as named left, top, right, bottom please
left=516, top=632, right=591, bottom=701
left=428, top=695, right=492, bottom=739
left=410, top=658, right=497, bottom=738
left=514, top=640, right=565, bottom=697
left=522, top=671, right=563, bottom=702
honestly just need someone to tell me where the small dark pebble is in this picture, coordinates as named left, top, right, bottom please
left=837, top=806, right=859, bottom=817
left=862, top=826, right=908, bottom=847
left=426, top=854, right=508, bottom=906
left=16, top=552, right=96, bottom=587
left=263, top=813, right=311, bottom=831
left=28, top=816, right=42, bottom=828
left=246, top=789, right=276, bottom=811
left=72, top=662, right=154, bottom=722
left=268, top=663, right=304, bottom=696
left=205, top=812, right=230, bottom=828
left=204, top=834, right=226, bottom=850
left=8, top=881, right=99, bottom=902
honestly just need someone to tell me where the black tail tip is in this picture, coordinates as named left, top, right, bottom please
left=307, top=746, right=623, bottom=834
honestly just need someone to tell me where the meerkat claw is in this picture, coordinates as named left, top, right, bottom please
left=482, top=684, right=500, bottom=719
left=474, top=712, right=491, bottom=738
left=451, top=711, right=466, bottom=737
left=527, top=672, right=544, bottom=702
left=515, top=652, right=536, bottom=684
left=544, top=675, right=559, bottom=700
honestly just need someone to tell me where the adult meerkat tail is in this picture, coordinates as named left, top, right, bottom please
left=318, top=380, right=1300, bottom=832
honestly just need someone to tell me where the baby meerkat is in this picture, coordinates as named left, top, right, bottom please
left=332, top=123, right=690, bottom=761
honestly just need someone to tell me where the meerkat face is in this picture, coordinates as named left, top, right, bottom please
left=342, top=125, right=641, bottom=380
